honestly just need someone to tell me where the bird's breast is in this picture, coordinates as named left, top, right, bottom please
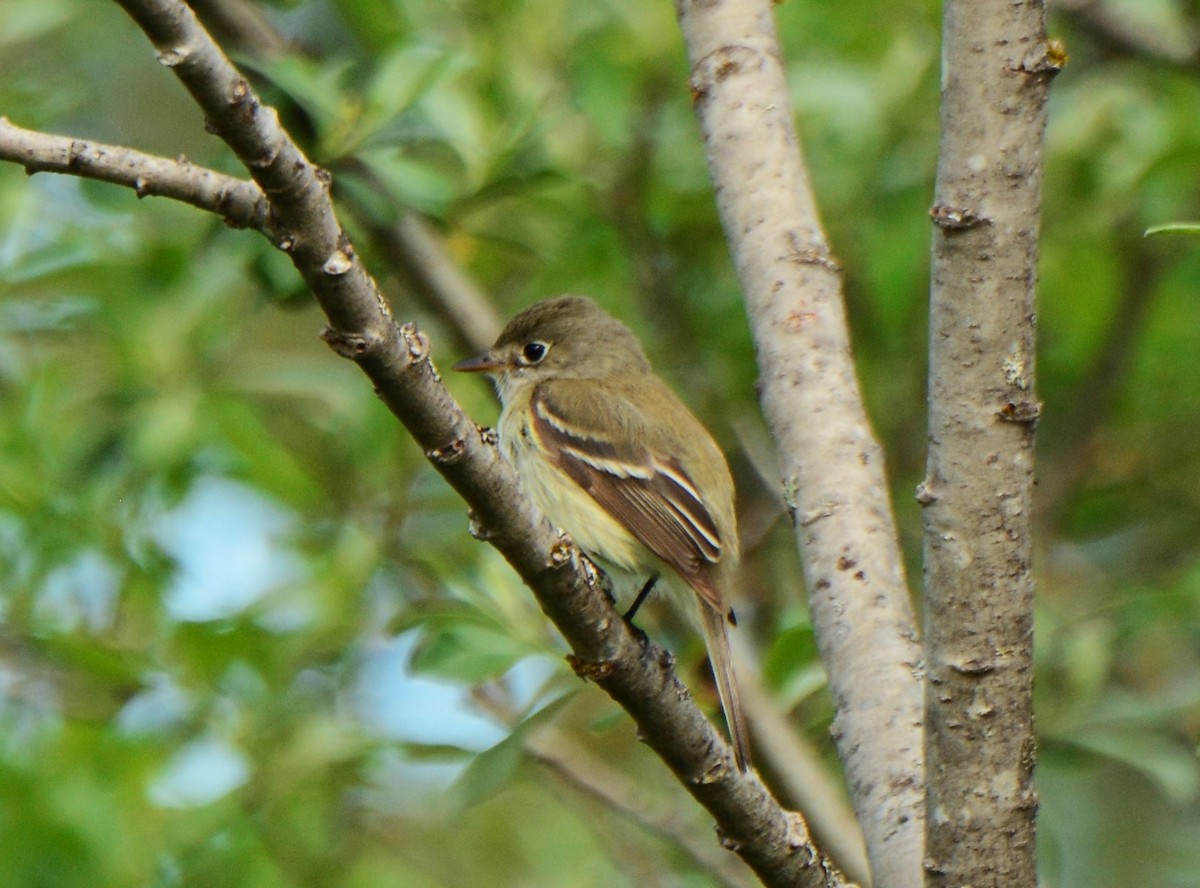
left=498, top=405, right=644, bottom=572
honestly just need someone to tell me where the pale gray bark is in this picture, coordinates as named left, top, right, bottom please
left=675, top=2, right=925, bottom=886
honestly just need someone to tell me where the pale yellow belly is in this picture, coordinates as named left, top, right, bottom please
left=499, top=406, right=644, bottom=571
left=499, top=406, right=704, bottom=624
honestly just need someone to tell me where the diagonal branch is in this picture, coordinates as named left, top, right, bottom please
left=0, top=1, right=863, bottom=883
left=675, top=1, right=925, bottom=886
left=470, top=686, right=759, bottom=888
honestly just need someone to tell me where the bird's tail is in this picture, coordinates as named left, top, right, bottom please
left=701, top=604, right=751, bottom=772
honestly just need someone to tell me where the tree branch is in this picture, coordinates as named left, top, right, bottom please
left=0, top=1, right=865, bottom=883
left=0, top=118, right=270, bottom=232
left=675, top=1, right=925, bottom=886
left=187, top=0, right=293, bottom=59
left=524, top=727, right=759, bottom=888
left=468, top=684, right=758, bottom=888
left=922, top=1, right=1058, bottom=884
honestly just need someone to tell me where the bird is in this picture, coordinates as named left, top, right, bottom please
left=454, top=295, right=750, bottom=771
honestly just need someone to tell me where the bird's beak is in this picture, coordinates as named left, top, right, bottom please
left=453, top=351, right=505, bottom=374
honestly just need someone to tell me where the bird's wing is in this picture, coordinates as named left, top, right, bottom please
left=530, top=381, right=723, bottom=609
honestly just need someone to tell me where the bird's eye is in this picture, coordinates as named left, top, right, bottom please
left=521, top=341, right=549, bottom=364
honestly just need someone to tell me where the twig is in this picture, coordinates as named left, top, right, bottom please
left=0, top=118, right=269, bottom=232
left=467, top=685, right=756, bottom=886
left=187, top=0, right=293, bottom=59
left=675, top=1, right=925, bottom=885
left=521, top=722, right=759, bottom=888
left=528, top=736, right=757, bottom=888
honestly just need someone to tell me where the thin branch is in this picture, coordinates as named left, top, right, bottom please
left=0, top=123, right=502, bottom=361
left=469, top=684, right=757, bottom=888
left=0, top=118, right=269, bottom=232
left=526, top=727, right=759, bottom=888
left=0, top=1, right=860, bottom=883
left=922, top=0, right=1057, bottom=884
left=675, top=2, right=925, bottom=886
left=187, top=0, right=293, bottom=59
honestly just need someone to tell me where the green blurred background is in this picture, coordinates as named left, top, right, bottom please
left=1, top=0, right=1198, bottom=885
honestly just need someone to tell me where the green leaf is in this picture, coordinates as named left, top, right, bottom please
left=409, top=613, right=535, bottom=684
left=1068, top=728, right=1200, bottom=806
left=362, top=45, right=457, bottom=137
left=445, top=694, right=572, bottom=812
left=255, top=55, right=357, bottom=139
left=357, top=148, right=457, bottom=215
left=761, top=622, right=828, bottom=709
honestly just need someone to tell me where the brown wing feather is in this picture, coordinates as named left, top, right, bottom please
left=531, top=384, right=723, bottom=609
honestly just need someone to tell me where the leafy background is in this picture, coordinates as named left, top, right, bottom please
left=1, top=0, right=1199, bottom=885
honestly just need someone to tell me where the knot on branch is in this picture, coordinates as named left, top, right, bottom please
left=426, top=436, right=467, bottom=465
left=784, top=811, right=817, bottom=856
left=565, top=653, right=616, bottom=682
left=930, top=203, right=989, bottom=231
left=947, top=655, right=998, bottom=676
left=1014, top=38, right=1069, bottom=80
left=786, top=231, right=841, bottom=272
left=323, top=248, right=353, bottom=276
left=715, top=825, right=746, bottom=851
left=695, top=755, right=737, bottom=786
left=797, top=500, right=838, bottom=527
left=997, top=399, right=1042, bottom=425
left=155, top=45, right=191, bottom=68
left=688, top=44, right=763, bottom=104
left=320, top=326, right=378, bottom=360
left=397, top=322, right=431, bottom=363
left=548, top=533, right=575, bottom=570
left=465, top=508, right=492, bottom=542
left=229, top=77, right=260, bottom=122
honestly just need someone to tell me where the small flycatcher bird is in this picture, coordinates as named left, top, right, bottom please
left=454, top=295, right=750, bottom=771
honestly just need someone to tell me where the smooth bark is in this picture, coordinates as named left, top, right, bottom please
left=676, top=1, right=925, bottom=885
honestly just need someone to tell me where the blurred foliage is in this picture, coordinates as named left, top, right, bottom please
left=1, top=0, right=1199, bottom=885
